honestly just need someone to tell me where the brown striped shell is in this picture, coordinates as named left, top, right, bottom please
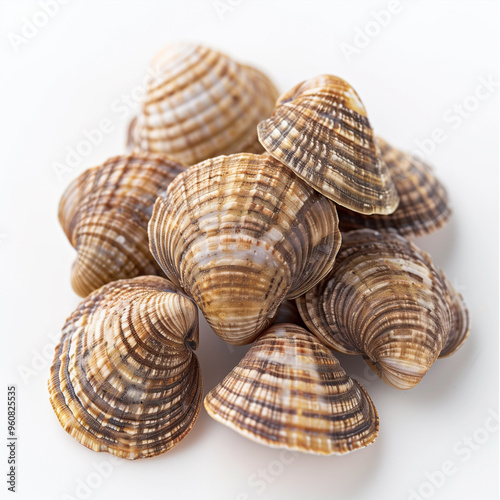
left=204, top=324, right=379, bottom=455
left=439, top=272, right=470, bottom=357
left=257, top=75, right=399, bottom=215
left=149, top=153, right=342, bottom=345
left=296, top=229, right=469, bottom=390
left=130, top=43, right=279, bottom=165
left=48, top=276, right=202, bottom=460
left=337, top=137, right=451, bottom=237
left=59, top=152, right=185, bottom=297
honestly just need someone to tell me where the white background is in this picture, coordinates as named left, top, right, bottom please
left=0, top=1, right=498, bottom=499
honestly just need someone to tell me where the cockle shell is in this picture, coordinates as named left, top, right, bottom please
left=149, top=152, right=342, bottom=345
left=59, top=152, right=185, bottom=297
left=439, top=272, right=470, bottom=357
left=130, top=43, right=279, bottom=165
left=296, top=229, right=469, bottom=390
left=257, top=75, right=399, bottom=215
left=48, top=276, right=202, bottom=459
left=204, top=324, right=379, bottom=455
left=337, top=137, right=451, bottom=237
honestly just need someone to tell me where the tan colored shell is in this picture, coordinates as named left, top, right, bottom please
left=48, top=276, right=202, bottom=460
left=297, top=229, right=469, bottom=390
left=149, top=153, right=342, bottom=345
left=337, top=137, right=451, bottom=237
left=130, top=43, right=279, bottom=165
left=439, top=272, right=470, bottom=357
left=204, top=324, right=379, bottom=455
left=257, top=75, right=399, bottom=215
left=59, top=152, right=185, bottom=297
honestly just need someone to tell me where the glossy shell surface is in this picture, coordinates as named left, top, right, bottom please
left=131, top=43, right=279, bottom=165
left=48, top=276, right=202, bottom=459
left=205, top=324, right=379, bottom=455
left=59, top=152, right=185, bottom=297
left=337, top=137, right=450, bottom=237
left=149, top=152, right=342, bottom=345
left=297, top=229, right=469, bottom=389
left=258, top=75, right=399, bottom=215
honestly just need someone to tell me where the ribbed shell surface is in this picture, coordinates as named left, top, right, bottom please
left=59, top=152, right=185, bottom=297
left=48, top=276, right=202, bottom=459
left=204, top=324, right=379, bottom=455
left=149, top=153, right=341, bottom=345
left=296, top=229, right=468, bottom=389
left=257, top=75, right=399, bottom=215
left=337, top=138, right=451, bottom=237
left=131, top=43, right=279, bottom=165
left=439, top=272, right=470, bottom=357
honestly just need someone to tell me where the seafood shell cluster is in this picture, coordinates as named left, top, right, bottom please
left=50, top=42, right=468, bottom=460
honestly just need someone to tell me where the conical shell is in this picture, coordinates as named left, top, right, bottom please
left=297, top=229, right=468, bottom=390
left=204, top=324, right=379, bottom=455
left=59, top=152, right=185, bottom=297
left=48, top=276, right=202, bottom=460
left=257, top=75, right=399, bottom=215
left=337, top=137, right=451, bottom=237
left=149, top=152, right=342, bottom=345
left=130, top=43, right=279, bottom=165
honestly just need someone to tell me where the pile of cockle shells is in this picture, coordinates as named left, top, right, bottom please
left=49, top=43, right=469, bottom=459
